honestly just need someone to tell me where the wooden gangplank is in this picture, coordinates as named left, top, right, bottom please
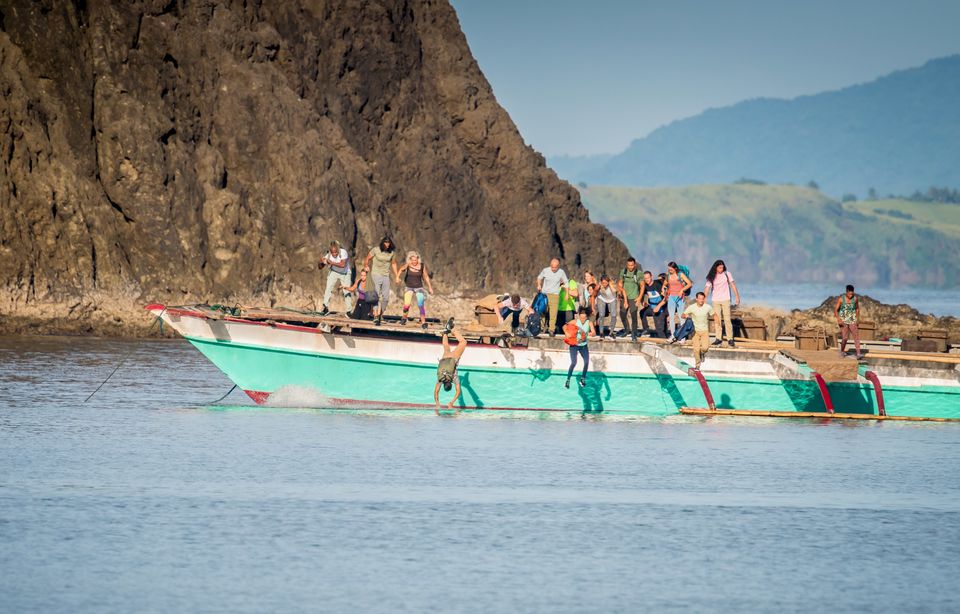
left=680, top=407, right=960, bottom=422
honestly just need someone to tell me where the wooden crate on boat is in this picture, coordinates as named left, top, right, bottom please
left=858, top=321, right=876, bottom=341
left=474, top=294, right=502, bottom=328
left=918, top=329, right=948, bottom=352
left=901, top=339, right=939, bottom=353
left=737, top=317, right=767, bottom=341
left=795, top=328, right=828, bottom=351
left=474, top=307, right=499, bottom=327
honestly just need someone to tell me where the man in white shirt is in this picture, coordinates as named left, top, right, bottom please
left=319, top=240, right=353, bottom=315
left=536, top=258, right=568, bottom=337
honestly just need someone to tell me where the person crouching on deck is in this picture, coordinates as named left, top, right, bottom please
left=435, top=319, right=467, bottom=413
left=680, top=292, right=721, bottom=370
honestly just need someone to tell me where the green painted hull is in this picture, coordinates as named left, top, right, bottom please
left=187, top=337, right=960, bottom=419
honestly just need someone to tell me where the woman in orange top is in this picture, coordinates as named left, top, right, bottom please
left=665, top=261, right=693, bottom=335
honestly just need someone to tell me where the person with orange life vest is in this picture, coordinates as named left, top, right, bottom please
left=563, top=307, right=594, bottom=389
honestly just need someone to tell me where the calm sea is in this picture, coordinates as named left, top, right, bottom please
left=737, top=283, right=960, bottom=316
left=2, top=337, right=959, bottom=612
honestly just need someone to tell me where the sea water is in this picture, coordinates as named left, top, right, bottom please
left=737, top=282, right=960, bottom=316
left=1, top=336, right=959, bottom=612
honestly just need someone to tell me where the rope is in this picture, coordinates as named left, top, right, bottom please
left=84, top=308, right=165, bottom=403
left=203, top=384, right=238, bottom=405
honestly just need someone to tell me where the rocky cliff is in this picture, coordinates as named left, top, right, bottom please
left=0, top=0, right=628, bottom=335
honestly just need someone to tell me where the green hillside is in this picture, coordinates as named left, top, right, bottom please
left=581, top=184, right=960, bottom=287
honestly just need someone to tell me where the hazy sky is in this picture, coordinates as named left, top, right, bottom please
left=450, top=0, right=960, bottom=156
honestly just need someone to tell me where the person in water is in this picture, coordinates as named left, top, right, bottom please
left=704, top=259, right=740, bottom=347
left=363, top=236, right=399, bottom=326
left=435, top=319, right=467, bottom=412
left=564, top=307, right=594, bottom=389
left=396, top=250, right=434, bottom=329
left=834, top=284, right=863, bottom=359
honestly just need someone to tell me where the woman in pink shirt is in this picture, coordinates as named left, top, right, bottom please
left=704, top=259, right=741, bottom=347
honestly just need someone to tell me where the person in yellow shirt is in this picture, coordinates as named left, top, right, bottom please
left=681, top=292, right=721, bottom=369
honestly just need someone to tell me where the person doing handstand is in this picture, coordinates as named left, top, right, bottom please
left=435, top=319, right=467, bottom=413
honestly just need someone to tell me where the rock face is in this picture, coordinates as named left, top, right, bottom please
left=0, top=1, right=628, bottom=335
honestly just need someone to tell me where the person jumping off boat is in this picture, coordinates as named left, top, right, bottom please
left=364, top=236, right=399, bottom=326
left=435, top=318, right=467, bottom=413
left=564, top=307, right=594, bottom=388
left=679, top=292, right=721, bottom=370
left=396, top=250, right=434, bottom=329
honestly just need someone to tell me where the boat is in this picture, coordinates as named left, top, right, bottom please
left=146, top=304, right=960, bottom=421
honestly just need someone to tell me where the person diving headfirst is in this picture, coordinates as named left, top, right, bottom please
left=435, top=318, right=467, bottom=413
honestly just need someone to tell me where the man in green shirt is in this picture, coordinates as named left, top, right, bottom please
left=617, top=257, right=645, bottom=341
left=558, top=278, right=579, bottom=331
left=681, top=292, right=721, bottom=369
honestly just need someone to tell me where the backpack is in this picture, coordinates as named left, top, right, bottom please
left=673, top=317, right=695, bottom=341
left=532, top=291, right=548, bottom=314
left=677, top=264, right=692, bottom=297
left=563, top=320, right=579, bottom=346
left=524, top=313, right=542, bottom=336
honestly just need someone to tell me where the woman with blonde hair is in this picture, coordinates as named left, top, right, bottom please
left=396, top=250, right=434, bottom=329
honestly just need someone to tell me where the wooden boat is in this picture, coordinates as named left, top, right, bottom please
left=147, top=304, right=960, bottom=420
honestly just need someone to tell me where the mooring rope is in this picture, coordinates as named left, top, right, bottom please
left=83, top=308, right=166, bottom=403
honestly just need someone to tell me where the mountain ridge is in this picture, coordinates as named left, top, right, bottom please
left=555, top=55, right=960, bottom=196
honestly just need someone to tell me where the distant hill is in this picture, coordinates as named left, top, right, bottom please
left=581, top=184, right=960, bottom=288
left=566, top=56, right=960, bottom=196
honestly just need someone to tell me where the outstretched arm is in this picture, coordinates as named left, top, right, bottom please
left=395, top=263, right=408, bottom=284
left=448, top=378, right=462, bottom=409
left=423, top=265, right=434, bottom=294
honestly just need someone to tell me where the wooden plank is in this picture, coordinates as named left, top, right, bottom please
left=863, top=351, right=960, bottom=365
left=780, top=348, right=860, bottom=382
left=679, top=407, right=960, bottom=422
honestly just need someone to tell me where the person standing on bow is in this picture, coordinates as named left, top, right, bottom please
left=618, top=257, right=645, bottom=341
left=364, top=236, right=399, bottom=326
left=396, top=250, right=434, bottom=329
left=536, top=258, right=568, bottom=337
left=705, top=259, right=741, bottom=347
left=592, top=275, right=618, bottom=340
left=319, top=240, right=353, bottom=316
left=834, top=284, right=863, bottom=359
left=665, top=261, right=693, bottom=335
